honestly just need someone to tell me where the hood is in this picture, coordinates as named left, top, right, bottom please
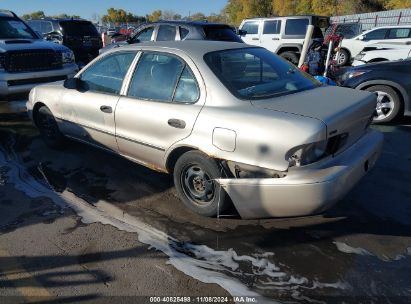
left=0, top=38, right=70, bottom=53
left=251, top=86, right=376, bottom=146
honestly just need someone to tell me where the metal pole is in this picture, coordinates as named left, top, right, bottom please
left=298, top=25, right=314, bottom=68
left=324, top=40, right=333, bottom=77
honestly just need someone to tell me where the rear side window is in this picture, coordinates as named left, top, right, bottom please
left=203, top=26, right=242, bottom=42
left=80, top=52, right=135, bottom=94
left=128, top=53, right=199, bottom=103
left=387, top=28, right=411, bottom=39
left=60, top=21, right=98, bottom=37
left=263, top=20, right=281, bottom=34
left=157, top=25, right=176, bottom=41
left=285, top=18, right=309, bottom=35
left=241, top=22, right=259, bottom=35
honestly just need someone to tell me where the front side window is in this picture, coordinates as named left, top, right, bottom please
left=128, top=52, right=199, bottom=103
left=241, top=22, right=259, bottom=35
left=285, top=18, right=309, bottom=35
left=364, top=29, right=387, bottom=40
left=156, top=25, right=176, bottom=41
left=0, top=17, right=38, bottom=39
left=80, top=52, right=136, bottom=94
left=204, top=48, right=319, bottom=100
left=134, top=26, right=154, bottom=42
left=387, top=28, right=411, bottom=39
left=263, top=20, right=281, bottom=34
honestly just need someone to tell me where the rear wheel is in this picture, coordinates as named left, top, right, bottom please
left=279, top=51, right=299, bottom=66
left=36, top=106, right=65, bottom=148
left=364, top=85, right=402, bottom=123
left=173, top=151, right=228, bottom=217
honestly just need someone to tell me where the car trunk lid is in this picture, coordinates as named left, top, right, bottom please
left=251, top=86, right=376, bottom=154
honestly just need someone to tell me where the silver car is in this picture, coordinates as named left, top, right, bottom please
left=26, top=41, right=383, bottom=219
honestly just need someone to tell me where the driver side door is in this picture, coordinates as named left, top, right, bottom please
left=59, top=51, right=137, bottom=152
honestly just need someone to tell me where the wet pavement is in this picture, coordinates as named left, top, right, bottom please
left=0, top=100, right=411, bottom=303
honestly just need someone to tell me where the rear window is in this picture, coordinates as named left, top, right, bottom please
left=204, top=48, right=319, bottom=100
left=285, top=18, right=309, bottom=35
left=60, top=21, right=98, bottom=37
left=203, top=26, right=242, bottom=42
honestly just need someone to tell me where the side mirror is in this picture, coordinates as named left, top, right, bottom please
left=238, top=29, right=247, bottom=37
left=64, top=78, right=85, bottom=91
left=358, top=35, right=365, bottom=41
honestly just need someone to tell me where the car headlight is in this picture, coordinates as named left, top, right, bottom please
left=354, top=52, right=366, bottom=61
left=341, top=70, right=370, bottom=81
left=62, top=50, right=75, bottom=64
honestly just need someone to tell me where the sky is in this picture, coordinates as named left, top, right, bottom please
left=0, top=0, right=228, bottom=20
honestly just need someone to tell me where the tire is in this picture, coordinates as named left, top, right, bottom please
left=335, top=48, right=350, bottom=66
left=36, top=106, right=65, bottom=148
left=279, top=51, right=299, bottom=66
left=173, top=150, right=228, bottom=217
left=364, top=85, right=402, bottom=123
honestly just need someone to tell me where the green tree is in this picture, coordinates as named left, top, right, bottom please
left=21, top=10, right=46, bottom=20
left=148, top=10, right=162, bottom=22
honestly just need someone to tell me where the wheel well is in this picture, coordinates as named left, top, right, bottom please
left=32, top=102, right=46, bottom=127
left=340, top=47, right=351, bottom=57
left=362, top=84, right=405, bottom=111
left=277, top=47, right=300, bottom=55
left=166, top=146, right=196, bottom=173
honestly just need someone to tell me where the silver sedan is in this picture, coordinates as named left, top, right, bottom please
left=26, top=41, right=383, bottom=219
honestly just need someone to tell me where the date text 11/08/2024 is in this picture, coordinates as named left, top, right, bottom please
left=149, top=296, right=258, bottom=303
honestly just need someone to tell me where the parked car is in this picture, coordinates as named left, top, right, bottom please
left=27, top=41, right=383, bottom=219
left=336, top=25, right=411, bottom=66
left=0, top=10, right=77, bottom=100
left=238, top=15, right=329, bottom=65
left=26, top=18, right=102, bottom=66
left=99, top=21, right=243, bottom=54
left=337, top=59, right=411, bottom=123
left=352, top=42, right=411, bottom=66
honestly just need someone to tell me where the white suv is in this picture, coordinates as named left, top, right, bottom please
left=338, top=25, right=411, bottom=66
left=239, top=16, right=328, bottom=65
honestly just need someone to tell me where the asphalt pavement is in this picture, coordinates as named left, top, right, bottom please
left=0, top=100, right=410, bottom=303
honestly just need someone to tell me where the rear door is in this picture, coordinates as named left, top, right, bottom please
left=385, top=27, right=411, bottom=44
left=59, top=51, right=136, bottom=151
left=155, top=24, right=177, bottom=41
left=240, top=20, right=261, bottom=46
left=115, top=51, right=205, bottom=169
left=260, top=19, right=282, bottom=53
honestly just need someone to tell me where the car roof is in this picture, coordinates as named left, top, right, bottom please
left=26, top=18, right=90, bottom=22
left=115, top=40, right=252, bottom=58
left=144, top=20, right=232, bottom=28
left=242, top=15, right=328, bottom=21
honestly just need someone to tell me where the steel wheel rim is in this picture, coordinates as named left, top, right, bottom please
left=181, top=164, right=215, bottom=206
left=38, top=112, right=58, bottom=140
left=374, top=91, right=395, bottom=121
left=335, top=52, right=346, bottom=65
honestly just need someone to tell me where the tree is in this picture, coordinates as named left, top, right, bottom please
left=21, top=11, right=46, bottom=20
left=384, top=0, right=411, bottom=9
left=148, top=10, right=162, bottom=22
left=189, top=12, right=207, bottom=21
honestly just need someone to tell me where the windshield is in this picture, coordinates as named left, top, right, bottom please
left=60, top=21, right=99, bottom=37
left=0, top=17, right=37, bottom=39
left=204, top=48, right=320, bottom=100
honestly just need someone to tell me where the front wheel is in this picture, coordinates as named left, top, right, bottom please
left=335, top=49, right=350, bottom=66
left=364, top=85, right=402, bottom=123
left=173, top=151, right=228, bottom=217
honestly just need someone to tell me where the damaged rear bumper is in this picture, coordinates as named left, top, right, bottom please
left=217, top=129, right=383, bottom=219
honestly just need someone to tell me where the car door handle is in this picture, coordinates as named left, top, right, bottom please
left=252, top=37, right=259, bottom=41
left=168, top=119, right=186, bottom=129
left=272, top=38, right=279, bottom=40
left=100, top=105, right=112, bottom=113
